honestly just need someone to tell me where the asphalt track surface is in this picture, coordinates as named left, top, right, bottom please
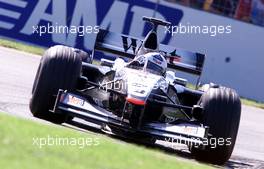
left=0, top=46, right=264, bottom=169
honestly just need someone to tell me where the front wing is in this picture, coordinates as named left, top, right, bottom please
left=53, top=90, right=208, bottom=146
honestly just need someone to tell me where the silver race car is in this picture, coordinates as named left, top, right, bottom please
left=30, top=17, right=241, bottom=164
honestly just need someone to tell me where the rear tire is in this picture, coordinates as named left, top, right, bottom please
left=190, top=87, right=241, bottom=165
left=29, top=45, right=82, bottom=124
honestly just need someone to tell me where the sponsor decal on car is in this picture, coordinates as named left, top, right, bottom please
left=67, top=95, right=84, bottom=107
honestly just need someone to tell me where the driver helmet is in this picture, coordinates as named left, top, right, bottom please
left=144, top=52, right=167, bottom=75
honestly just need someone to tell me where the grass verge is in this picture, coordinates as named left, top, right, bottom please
left=0, top=38, right=45, bottom=55
left=241, top=98, right=264, bottom=109
left=187, top=83, right=264, bottom=109
left=0, top=113, right=212, bottom=169
left=1, top=38, right=263, bottom=109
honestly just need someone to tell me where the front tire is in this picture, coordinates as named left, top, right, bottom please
left=30, top=45, right=82, bottom=124
left=190, top=87, right=241, bottom=164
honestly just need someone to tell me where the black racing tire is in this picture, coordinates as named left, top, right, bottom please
left=29, top=45, right=82, bottom=124
left=190, top=87, right=241, bottom=165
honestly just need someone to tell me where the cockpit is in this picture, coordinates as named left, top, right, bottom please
left=126, top=52, right=167, bottom=76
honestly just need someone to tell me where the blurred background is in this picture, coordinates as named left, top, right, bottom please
left=165, top=0, right=264, bottom=26
left=0, top=0, right=263, bottom=102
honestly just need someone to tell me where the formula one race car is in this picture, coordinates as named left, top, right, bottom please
left=29, top=16, right=241, bottom=164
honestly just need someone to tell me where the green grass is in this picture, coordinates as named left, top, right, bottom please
left=0, top=38, right=45, bottom=55
left=0, top=113, right=212, bottom=169
left=1, top=38, right=263, bottom=109
left=241, top=98, right=264, bottom=109
left=187, top=83, right=264, bottom=109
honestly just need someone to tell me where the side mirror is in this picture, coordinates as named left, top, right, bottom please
left=100, top=58, right=115, bottom=67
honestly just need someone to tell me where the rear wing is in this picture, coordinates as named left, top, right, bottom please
left=94, top=29, right=205, bottom=76
left=160, top=45, right=205, bottom=75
